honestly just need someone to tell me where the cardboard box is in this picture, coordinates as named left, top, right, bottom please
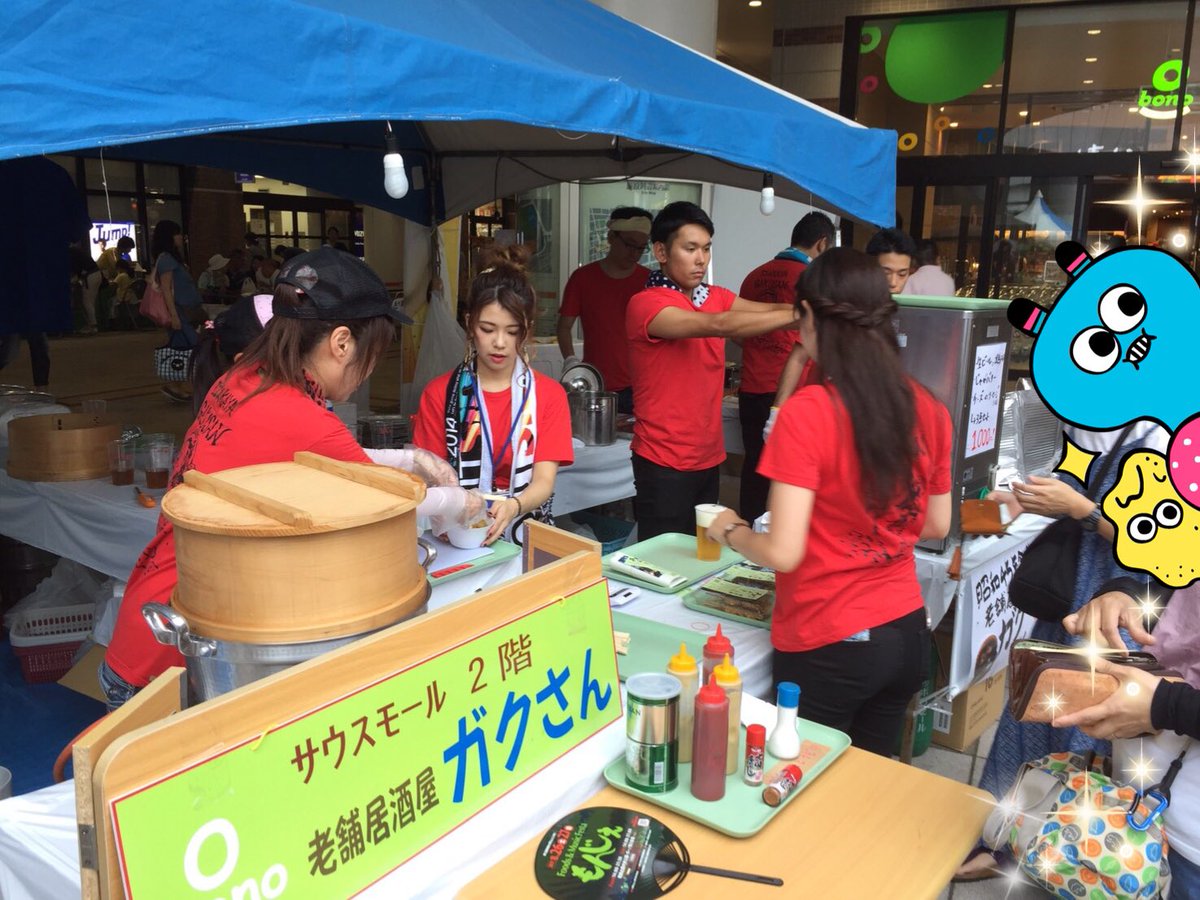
left=58, top=643, right=108, bottom=703
left=931, top=667, right=1007, bottom=752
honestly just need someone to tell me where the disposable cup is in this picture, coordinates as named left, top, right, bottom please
left=695, top=503, right=725, bottom=561
left=108, top=439, right=135, bottom=486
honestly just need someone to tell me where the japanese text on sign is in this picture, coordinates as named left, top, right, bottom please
left=966, top=542, right=1033, bottom=683
left=965, top=342, right=1007, bottom=459
left=110, top=580, right=620, bottom=900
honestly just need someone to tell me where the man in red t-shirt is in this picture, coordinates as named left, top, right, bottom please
left=557, top=206, right=652, bottom=413
left=626, top=201, right=801, bottom=540
left=736, top=212, right=836, bottom=522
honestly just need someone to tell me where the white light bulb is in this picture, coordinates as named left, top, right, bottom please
left=759, top=186, right=775, bottom=216
left=383, top=152, right=409, bottom=199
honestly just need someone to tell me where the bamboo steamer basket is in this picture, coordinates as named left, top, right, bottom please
left=6, top=412, right=121, bottom=481
left=161, top=451, right=428, bottom=643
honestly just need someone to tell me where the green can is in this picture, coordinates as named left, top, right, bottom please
left=625, top=672, right=680, bottom=793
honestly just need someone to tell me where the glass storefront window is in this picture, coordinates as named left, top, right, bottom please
left=919, top=183, right=987, bottom=295
left=88, top=194, right=139, bottom=224
left=84, top=158, right=137, bottom=193
left=576, top=180, right=702, bottom=265
left=143, top=163, right=180, bottom=196
left=145, top=199, right=183, bottom=236
left=1004, top=2, right=1188, bottom=154
left=854, top=11, right=1008, bottom=158
left=515, top=185, right=562, bottom=338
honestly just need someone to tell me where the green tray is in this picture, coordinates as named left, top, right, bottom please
left=603, top=533, right=743, bottom=594
left=603, top=719, right=851, bottom=838
left=425, top=538, right=520, bottom=585
left=611, top=611, right=703, bottom=682
left=680, top=584, right=773, bottom=631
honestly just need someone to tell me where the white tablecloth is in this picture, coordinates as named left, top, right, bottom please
left=552, top=437, right=635, bottom=515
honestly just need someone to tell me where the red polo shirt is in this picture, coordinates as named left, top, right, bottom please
left=626, top=284, right=736, bottom=471
left=559, top=262, right=649, bottom=392
left=758, top=380, right=952, bottom=651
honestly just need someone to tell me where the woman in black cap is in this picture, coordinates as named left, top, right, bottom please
left=100, top=249, right=478, bottom=708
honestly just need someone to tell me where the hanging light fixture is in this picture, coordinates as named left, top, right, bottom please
left=759, top=173, right=775, bottom=215
left=383, top=121, right=409, bottom=199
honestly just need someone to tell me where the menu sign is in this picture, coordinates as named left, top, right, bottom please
left=965, top=342, right=1006, bottom=459
left=110, top=581, right=620, bottom=899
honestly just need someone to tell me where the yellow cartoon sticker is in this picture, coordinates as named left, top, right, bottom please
left=1103, top=450, right=1199, bottom=586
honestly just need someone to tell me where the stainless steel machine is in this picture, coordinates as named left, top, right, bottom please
left=894, top=295, right=1012, bottom=553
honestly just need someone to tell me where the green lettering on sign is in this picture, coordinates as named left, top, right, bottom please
left=110, top=580, right=619, bottom=899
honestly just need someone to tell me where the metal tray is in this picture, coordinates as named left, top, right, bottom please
left=603, top=720, right=851, bottom=838
left=602, top=533, right=743, bottom=594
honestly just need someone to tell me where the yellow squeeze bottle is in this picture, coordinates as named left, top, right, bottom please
left=713, top=653, right=743, bottom=776
left=667, top=643, right=699, bottom=763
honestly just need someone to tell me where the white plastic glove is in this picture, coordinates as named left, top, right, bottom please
left=364, top=447, right=460, bottom=487
left=762, top=406, right=779, bottom=442
left=421, top=486, right=487, bottom=531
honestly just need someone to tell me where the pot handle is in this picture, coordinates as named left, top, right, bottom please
left=416, top=537, right=438, bottom=572
left=141, top=603, right=217, bottom=657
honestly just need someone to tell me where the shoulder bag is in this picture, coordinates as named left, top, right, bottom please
left=1007, top=423, right=1136, bottom=622
left=138, top=255, right=171, bottom=327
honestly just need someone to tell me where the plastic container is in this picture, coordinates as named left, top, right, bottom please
left=9, top=602, right=95, bottom=683
left=667, top=643, right=698, bottom=764
left=701, top=623, right=734, bottom=685
left=690, top=677, right=728, bottom=802
left=744, top=724, right=766, bottom=785
left=570, top=510, right=634, bottom=555
left=767, top=681, right=802, bottom=760
left=712, top=653, right=742, bottom=775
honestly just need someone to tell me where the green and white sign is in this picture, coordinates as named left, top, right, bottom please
left=111, top=580, right=620, bottom=899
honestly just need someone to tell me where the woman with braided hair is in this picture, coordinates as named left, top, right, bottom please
left=707, top=247, right=952, bottom=756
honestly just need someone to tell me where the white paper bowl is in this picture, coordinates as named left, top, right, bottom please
left=446, top=523, right=489, bottom=549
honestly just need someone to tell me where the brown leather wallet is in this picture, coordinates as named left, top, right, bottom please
left=1008, top=640, right=1179, bottom=725
left=960, top=498, right=1007, bottom=535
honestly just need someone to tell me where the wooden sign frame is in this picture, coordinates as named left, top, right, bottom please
left=83, top=545, right=602, bottom=898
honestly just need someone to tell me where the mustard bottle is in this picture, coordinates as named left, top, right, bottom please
left=712, top=653, right=743, bottom=776
left=667, top=643, right=698, bottom=763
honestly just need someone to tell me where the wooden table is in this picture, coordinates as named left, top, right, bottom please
left=461, top=747, right=993, bottom=899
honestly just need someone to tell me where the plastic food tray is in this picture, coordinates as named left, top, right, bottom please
left=9, top=602, right=95, bottom=683
left=424, top=537, right=520, bottom=585
left=602, top=533, right=743, bottom=594
left=603, top=719, right=851, bottom=838
left=680, top=576, right=773, bottom=631
left=610, top=611, right=703, bottom=682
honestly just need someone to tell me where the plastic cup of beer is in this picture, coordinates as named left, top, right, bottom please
left=695, top=503, right=725, bottom=561
left=108, top=438, right=135, bottom=486
left=145, top=438, right=175, bottom=489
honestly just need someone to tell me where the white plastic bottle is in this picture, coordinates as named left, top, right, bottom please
left=766, top=681, right=801, bottom=760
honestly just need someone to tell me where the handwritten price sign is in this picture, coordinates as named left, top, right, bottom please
left=964, top=343, right=1007, bottom=459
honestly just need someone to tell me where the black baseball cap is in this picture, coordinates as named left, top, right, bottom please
left=274, top=246, right=413, bottom=325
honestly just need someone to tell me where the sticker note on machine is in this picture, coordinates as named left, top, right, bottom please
left=964, top=342, right=1006, bottom=459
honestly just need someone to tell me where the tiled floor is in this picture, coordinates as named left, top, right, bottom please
left=3, top=329, right=1056, bottom=897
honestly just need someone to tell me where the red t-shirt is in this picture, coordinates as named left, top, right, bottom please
left=737, top=256, right=807, bottom=394
left=757, top=380, right=952, bottom=652
left=105, top=366, right=371, bottom=686
left=626, top=284, right=736, bottom=471
left=413, top=369, right=573, bottom=490
left=559, top=262, right=649, bottom=392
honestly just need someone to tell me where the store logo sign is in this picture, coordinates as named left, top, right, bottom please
left=1137, top=59, right=1193, bottom=119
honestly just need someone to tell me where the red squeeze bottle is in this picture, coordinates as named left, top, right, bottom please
left=701, top=624, right=734, bottom=685
left=690, top=676, right=729, bottom=802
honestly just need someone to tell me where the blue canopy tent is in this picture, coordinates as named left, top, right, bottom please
left=2, top=0, right=896, bottom=226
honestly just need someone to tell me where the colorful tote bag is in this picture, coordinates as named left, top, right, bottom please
left=982, top=752, right=1170, bottom=899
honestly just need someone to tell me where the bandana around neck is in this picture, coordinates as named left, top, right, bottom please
left=646, top=269, right=710, bottom=309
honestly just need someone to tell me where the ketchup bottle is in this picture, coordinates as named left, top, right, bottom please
left=701, top=624, right=734, bottom=685
left=690, top=676, right=729, bottom=802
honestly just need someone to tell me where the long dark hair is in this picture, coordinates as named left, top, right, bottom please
left=465, top=245, right=536, bottom=346
left=150, top=220, right=183, bottom=264
left=798, top=247, right=917, bottom=513
left=232, top=284, right=394, bottom=399
left=188, top=296, right=271, bottom=413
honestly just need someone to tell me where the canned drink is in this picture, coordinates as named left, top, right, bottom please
left=762, top=764, right=803, bottom=807
left=625, top=673, right=681, bottom=793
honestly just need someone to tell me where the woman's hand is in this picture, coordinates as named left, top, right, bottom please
left=1011, top=475, right=1092, bottom=519
left=707, top=508, right=748, bottom=546
left=485, top=496, right=521, bottom=545
left=1052, top=658, right=1161, bottom=739
left=1063, top=591, right=1156, bottom=651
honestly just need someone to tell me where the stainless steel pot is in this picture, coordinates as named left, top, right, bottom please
left=144, top=583, right=431, bottom=705
left=570, top=390, right=616, bottom=446
left=143, top=539, right=438, bottom=705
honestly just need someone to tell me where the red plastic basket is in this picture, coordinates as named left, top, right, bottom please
left=8, top=603, right=94, bottom=684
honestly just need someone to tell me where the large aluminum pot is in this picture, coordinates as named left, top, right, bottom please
left=144, top=583, right=431, bottom=705
left=571, top=390, right=616, bottom=446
